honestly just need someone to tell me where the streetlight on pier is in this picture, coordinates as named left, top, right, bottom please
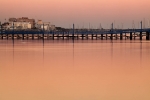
left=140, top=21, right=142, bottom=30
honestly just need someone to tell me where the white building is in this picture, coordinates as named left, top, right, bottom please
left=36, top=20, right=55, bottom=31
left=41, top=22, right=50, bottom=31
left=9, top=22, right=31, bottom=29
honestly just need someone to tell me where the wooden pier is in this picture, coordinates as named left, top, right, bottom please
left=0, top=24, right=150, bottom=40
left=0, top=29, right=150, bottom=40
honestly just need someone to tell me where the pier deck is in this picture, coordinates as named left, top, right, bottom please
left=0, top=28, right=150, bottom=40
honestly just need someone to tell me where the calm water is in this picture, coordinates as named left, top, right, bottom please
left=0, top=40, right=150, bottom=100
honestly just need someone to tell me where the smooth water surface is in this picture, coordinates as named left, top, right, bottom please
left=0, top=40, right=150, bottom=100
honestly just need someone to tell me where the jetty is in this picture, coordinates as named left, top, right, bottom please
left=0, top=24, right=150, bottom=40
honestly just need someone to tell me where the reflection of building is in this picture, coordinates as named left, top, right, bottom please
left=9, top=17, right=35, bottom=29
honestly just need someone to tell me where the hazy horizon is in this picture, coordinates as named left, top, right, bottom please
left=0, top=0, right=150, bottom=29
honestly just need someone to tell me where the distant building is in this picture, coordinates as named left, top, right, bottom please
left=37, top=20, right=43, bottom=25
left=50, top=25, right=56, bottom=31
left=9, top=18, right=17, bottom=22
left=36, top=20, right=43, bottom=29
left=1, top=22, right=10, bottom=29
left=8, top=17, right=35, bottom=29
left=12, top=22, right=31, bottom=29
left=36, top=20, right=55, bottom=31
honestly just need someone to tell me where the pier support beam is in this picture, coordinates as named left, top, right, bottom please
left=37, top=34, right=39, bottom=39
left=73, top=24, right=74, bottom=39
left=146, top=32, right=149, bottom=40
left=77, top=33, right=79, bottom=39
left=110, top=33, right=113, bottom=40
left=22, top=34, right=24, bottom=40
left=47, top=33, right=49, bottom=40
left=101, top=34, right=103, bottom=40
left=140, top=32, right=142, bottom=40
left=43, top=24, right=44, bottom=39
left=96, top=34, right=97, bottom=40
left=1, top=34, right=3, bottom=39
left=86, top=34, right=88, bottom=39
left=130, top=32, right=132, bottom=40
left=115, top=34, right=117, bottom=40
left=52, top=32, right=54, bottom=40
left=27, top=34, right=29, bottom=40
left=82, top=34, right=84, bottom=40
left=7, top=34, right=8, bottom=39
left=32, top=34, right=34, bottom=40
left=42, top=32, right=44, bottom=39
left=92, top=34, right=93, bottom=40
left=63, top=32, right=64, bottom=40
left=12, top=34, right=14, bottom=40
left=120, top=33, right=123, bottom=40
left=0, top=22, right=2, bottom=39
left=125, top=33, right=127, bottom=40
left=134, top=32, right=136, bottom=40
left=140, top=21, right=143, bottom=40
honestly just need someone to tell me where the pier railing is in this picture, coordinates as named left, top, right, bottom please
left=0, top=28, right=150, bottom=40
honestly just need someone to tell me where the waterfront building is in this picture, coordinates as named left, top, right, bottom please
left=1, top=22, right=10, bottom=29
left=50, top=25, right=56, bottom=31
left=36, top=20, right=55, bottom=31
left=9, top=17, right=35, bottom=29
left=12, top=22, right=31, bottom=29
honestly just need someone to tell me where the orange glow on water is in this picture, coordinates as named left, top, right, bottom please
left=0, top=40, right=150, bottom=100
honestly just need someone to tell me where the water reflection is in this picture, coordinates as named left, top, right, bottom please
left=43, top=39, right=44, bottom=65
left=140, top=41, right=142, bottom=67
left=0, top=40, right=150, bottom=100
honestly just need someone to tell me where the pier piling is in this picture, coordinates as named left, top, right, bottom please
left=73, top=24, right=75, bottom=39
left=140, top=32, right=142, bottom=40
left=22, top=34, right=24, bottom=40
left=32, top=34, right=34, bottom=40
left=52, top=32, right=54, bottom=40
left=7, top=34, right=8, bottom=39
left=130, top=32, right=132, bottom=40
left=12, top=34, right=14, bottom=40
left=120, top=33, right=123, bottom=40
left=101, top=34, right=103, bottom=40
left=92, top=34, right=93, bottom=40
left=106, top=34, right=108, bottom=40
left=146, top=32, right=150, bottom=40
left=81, top=34, right=83, bottom=40
left=110, top=33, right=113, bottom=40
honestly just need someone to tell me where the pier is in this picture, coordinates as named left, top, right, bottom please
left=0, top=24, right=150, bottom=40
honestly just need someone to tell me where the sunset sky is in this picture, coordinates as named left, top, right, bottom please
left=0, top=0, right=150, bottom=28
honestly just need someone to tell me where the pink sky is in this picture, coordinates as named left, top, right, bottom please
left=0, top=0, right=150, bottom=28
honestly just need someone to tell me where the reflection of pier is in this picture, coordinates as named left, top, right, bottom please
left=0, top=25, right=150, bottom=40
